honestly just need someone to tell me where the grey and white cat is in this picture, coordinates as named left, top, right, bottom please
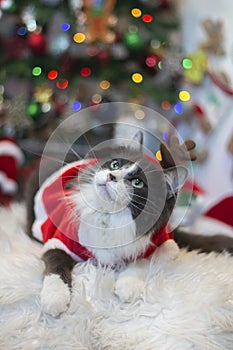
left=26, top=132, right=232, bottom=316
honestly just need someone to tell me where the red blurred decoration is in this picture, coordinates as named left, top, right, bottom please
left=192, top=104, right=205, bottom=118
left=98, top=49, right=110, bottom=64
left=48, top=70, right=58, bottom=80
left=56, top=79, right=69, bottom=89
left=161, top=101, right=171, bottom=110
left=28, top=32, right=46, bottom=54
left=80, top=67, right=91, bottom=77
left=142, top=14, right=153, bottom=23
left=145, top=55, right=158, bottom=67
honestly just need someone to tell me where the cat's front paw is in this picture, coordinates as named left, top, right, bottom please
left=154, top=239, right=180, bottom=262
left=41, top=274, right=71, bottom=317
left=114, top=276, right=145, bottom=303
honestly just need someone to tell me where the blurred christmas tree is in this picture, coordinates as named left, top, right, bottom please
left=0, top=0, right=182, bottom=144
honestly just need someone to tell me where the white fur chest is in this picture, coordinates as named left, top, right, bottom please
left=78, top=208, right=151, bottom=265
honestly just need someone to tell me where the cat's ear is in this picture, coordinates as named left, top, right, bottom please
left=164, top=166, right=188, bottom=199
left=132, top=131, right=143, bottom=147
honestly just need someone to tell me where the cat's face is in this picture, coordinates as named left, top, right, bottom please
left=75, top=144, right=187, bottom=237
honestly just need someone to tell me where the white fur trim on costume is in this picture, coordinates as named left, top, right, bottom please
left=0, top=171, right=17, bottom=194
left=32, top=160, right=86, bottom=242
left=42, top=238, right=84, bottom=262
left=0, top=141, right=24, bottom=165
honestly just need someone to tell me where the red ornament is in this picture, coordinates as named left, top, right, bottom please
left=28, top=32, right=46, bottom=54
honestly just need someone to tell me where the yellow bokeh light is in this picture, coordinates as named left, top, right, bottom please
left=92, top=94, right=102, bottom=104
left=132, top=73, right=143, bottom=83
left=73, top=32, right=86, bottom=43
left=131, top=8, right=142, bottom=18
left=179, top=90, right=191, bottom=102
left=156, top=150, right=162, bottom=161
left=100, top=80, right=110, bottom=90
left=135, top=109, right=145, bottom=120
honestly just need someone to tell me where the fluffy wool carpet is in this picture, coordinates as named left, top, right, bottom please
left=0, top=204, right=233, bottom=350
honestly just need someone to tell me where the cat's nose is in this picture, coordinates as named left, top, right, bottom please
left=107, top=173, right=117, bottom=182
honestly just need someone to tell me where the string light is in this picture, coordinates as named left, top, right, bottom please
left=32, top=66, right=42, bottom=76
left=72, top=101, right=82, bottom=111
left=142, top=14, right=153, bottom=23
left=156, top=150, right=162, bottom=161
left=179, top=90, right=191, bottom=102
left=145, top=55, right=157, bottom=67
left=100, top=80, right=110, bottom=90
left=132, top=73, right=143, bottom=83
left=131, top=8, right=142, bottom=18
left=80, top=67, right=91, bottom=77
left=182, top=58, right=192, bottom=69
left=56, top=79, right=69, bottom=89
left=48, top=70, right=58, bottom=80
left=161, top=101, right=171, bottom=110
left=174, top=102, right=183, bottom=114
left=92, top=94, right=102, bottom=104
left=73, top=32, right=86, bottom=43
left=135, top=109, right=145, bottom=120
left=61, top=23, right=70, bottom=31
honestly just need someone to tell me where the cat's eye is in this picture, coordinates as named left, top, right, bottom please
left=110, top=159, right=120, bottom=170
left=131, top=178, right=144, bottom=188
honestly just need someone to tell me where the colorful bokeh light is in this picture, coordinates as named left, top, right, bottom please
left=61, top=23, right=70, bottom=31
left=100, top=80, right=110, bottom=90
left=48, top=70, right=58, bottom=80
left=73, top=32, right=86, bottom=43
left=72, top=101, right=82, bottom=111
left=132, top=73, right=143, bottom=83
left=156, top=150, right=162, bottom=161
left=145, top=55, right=157, bottom=67
left=179, top=90, right=191, bottom=102
left=161, top=101, right=171, bottom=111
left=142, top=14, right=153, bottom=23
left=56, top=79, right=69, bottom=89
left=182, top=58, right=192, bottom=69
left=174, top=102, right=183, bottom=114
left=131, top=8, right=142, bottom=18
left=80, top=67, right=91, bottom=77
left=32, top=66, right=42, bottom=76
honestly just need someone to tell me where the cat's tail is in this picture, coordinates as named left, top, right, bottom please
left=174, top=228, right=233, bottom=255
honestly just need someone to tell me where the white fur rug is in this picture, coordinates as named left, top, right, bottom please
left=0, top=204, right=233, bottom=350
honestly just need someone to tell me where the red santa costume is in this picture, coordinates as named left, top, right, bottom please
left=32, top=157, right=174, bottom=264
left=0, top=137, right=24, bottom=206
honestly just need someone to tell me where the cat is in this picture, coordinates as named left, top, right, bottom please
left=27, top=132, right=233, bottom=317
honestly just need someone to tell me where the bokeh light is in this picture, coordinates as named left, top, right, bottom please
left=182, top=58, right=192, bottom=69
left=142, top=14, right=153, bottom=23
left=80, top=67, right=91, bottom=77
left=135, top=109, right=145, bottom=119
left=131, top=8, right=142, bottom=18
left=56, top=79, right=69, bottom=89
left=174, top=102, right=183, bottom=114
left=156, top=150, right=162, bottom=161
left=179, top=90, right=191, bottom=102
left=61, top=23, right=70, bottom=31
left=72, top=101, right=82, bottom=111
left=48, top=70, right=58, bottom=80
left=100, top=80, right=110, bottom=90
left=145, top=55, right=157, bottom=67
left=73, top=32, right=86, bottom=43
left=161, top=101, right=171, bottom=110
left=32, top=66, right=42, bottom=76
left=132, top=73, right=143, bottom=83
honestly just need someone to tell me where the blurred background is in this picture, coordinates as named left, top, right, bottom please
left=0, top=0, right=232, bottom=233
